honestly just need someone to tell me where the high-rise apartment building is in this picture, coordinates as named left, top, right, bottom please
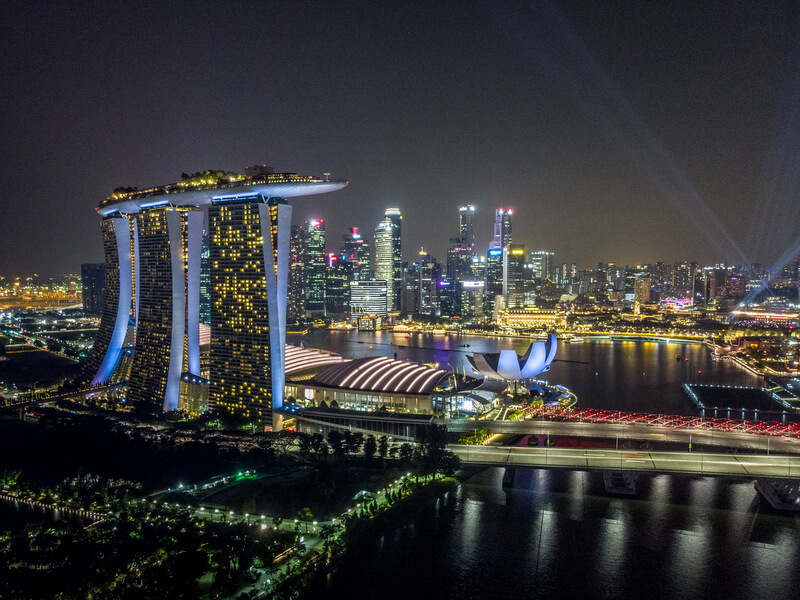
left=634, top=277, right=652, bottom=306
left=303, top=219, right=326, bottom=316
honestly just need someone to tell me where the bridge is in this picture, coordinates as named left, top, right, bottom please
left=0, top=382, right=126, bottom=412
left=451, top=444, right=800, bottom=479
left=450, top=444, right=800, bottom=510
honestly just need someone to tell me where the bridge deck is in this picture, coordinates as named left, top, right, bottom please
left=451, top=444, right=800, bottom=479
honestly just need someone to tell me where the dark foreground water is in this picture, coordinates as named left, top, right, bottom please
left=324, top=468, right=800, bottom=600
left=0, top=499, right=87, bottom=534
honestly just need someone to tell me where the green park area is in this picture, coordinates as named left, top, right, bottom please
left=0, top=408, right=461, bottom=599
left=0, top=347, right=80, bottom=390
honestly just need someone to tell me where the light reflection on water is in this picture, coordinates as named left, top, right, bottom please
left=323, top=469, right=800, bottom=600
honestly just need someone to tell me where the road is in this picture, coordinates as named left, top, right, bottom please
left=450, top=444, right=800, bottom=479
left=445, top=419, right=800, bottom=454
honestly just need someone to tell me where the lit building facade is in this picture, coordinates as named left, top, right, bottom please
left=385, top=208, right=403, bottom=311
left=458, top=204, right=475, bottom=256
left=374, top=217, right=395, bottom=312
left=342, top=227, right=370, bottom=281
left=350, top=280, right=388, bottom=319
left=504, top=244, right=526, bottom=309
left=303, top=219, right=326, bottom=317
left=288, top=225, right=306, bottom=321
left=485, top=247, right=504, bottom=319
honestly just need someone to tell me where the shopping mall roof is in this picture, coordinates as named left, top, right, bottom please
left=307, top=356, right=449, bottom=396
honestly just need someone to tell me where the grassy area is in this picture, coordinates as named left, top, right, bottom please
left=0, top=348, right=80, bottom=388
left=44, top=330, right=97, bottom=342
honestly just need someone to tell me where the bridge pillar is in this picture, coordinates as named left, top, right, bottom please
left=603, top=471, right=639, bottom=496
left=755, top=479, right=800, bottom=511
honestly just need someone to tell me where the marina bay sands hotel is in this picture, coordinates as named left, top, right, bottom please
left=82, top=167, right=347, bottom=428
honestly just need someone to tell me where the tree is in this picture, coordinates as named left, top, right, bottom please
left=378, top=435, right=389, bottom=459
left=363, top=435, right=377, bottom=460
left=398, top=443, right=414, bottom=464
left=297, top=433, right=313, bottom=459
left=328, top=430, right=345, bottom=456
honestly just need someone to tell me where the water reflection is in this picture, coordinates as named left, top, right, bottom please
left=323, top=470, right=800, bottom=600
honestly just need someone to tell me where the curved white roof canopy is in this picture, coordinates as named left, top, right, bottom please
left=97, top=180, right=348, bottom=216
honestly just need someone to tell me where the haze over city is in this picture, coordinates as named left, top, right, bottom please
left=3, top=1, right=800, bottom=277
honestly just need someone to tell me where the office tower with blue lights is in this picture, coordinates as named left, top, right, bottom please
left=83, top=169, right=347, bottom=428
left=485, top=247, right=504, bottom=318
left=491, top=208, right=512, bottom=249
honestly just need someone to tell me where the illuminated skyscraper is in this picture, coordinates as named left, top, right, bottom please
left=418, top=250, right=438, bottom=315
left=303, top=219, right=326, bottom=317
left=530, top=251, right=555, bottom=281
left=288, top=225, right=305, bottom=321
left=458, top=204, right=475, bottom=256
left=374, top=217, right=395, bottom=312
left=384, top=208, right=402, bottom=311
left=504, top=244, right=526, bottom=309
left=208, top=198, right=290, bottom=425
left=485, top=247, right=504, bottom=318
left=199, top=233, right=211, bottom=325
left=128, top=208, right=203, bottom=411
left=491, top=208, right=512, bottom=249
left=325, top=253, right=351, bottom=317
left=342, top=227, right=371, bottom=281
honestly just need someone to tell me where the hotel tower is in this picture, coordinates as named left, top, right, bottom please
left=83, top=167, right=347, bottom=428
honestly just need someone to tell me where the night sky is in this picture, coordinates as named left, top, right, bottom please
left=2, top=1, right=800, bottom=278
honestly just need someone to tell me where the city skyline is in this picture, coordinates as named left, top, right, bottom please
left=3, top=2, right=800, bottom=277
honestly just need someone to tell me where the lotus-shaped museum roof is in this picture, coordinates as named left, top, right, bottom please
left=466, top=334, right=558, bottom=380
